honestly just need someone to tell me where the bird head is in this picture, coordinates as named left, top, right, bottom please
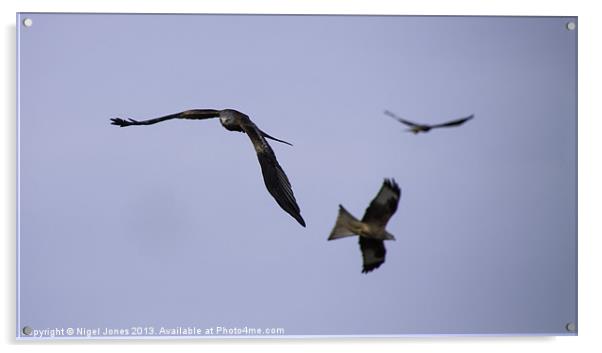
left=219, top=109, right=246, bottom=118
left=218, top=109, right=247, bottom=130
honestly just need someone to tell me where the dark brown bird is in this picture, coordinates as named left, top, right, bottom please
left=328, top=179, right=401, bottom=273
left=385, top=110, right=474, bottom=134
left=111, top=109, right=305, bottom=227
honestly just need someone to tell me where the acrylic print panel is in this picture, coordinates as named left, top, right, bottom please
left=16, top=13, right=577, bottom=339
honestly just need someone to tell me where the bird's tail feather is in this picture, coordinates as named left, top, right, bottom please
left=328, top=205, right=361, bottom=240
left=259, top=128, right=293, bottom=146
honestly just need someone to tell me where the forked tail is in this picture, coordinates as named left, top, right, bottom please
left=328, top=205, right=361, bottom=240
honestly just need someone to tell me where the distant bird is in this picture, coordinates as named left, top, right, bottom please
left=111, top=109, right=305, bottom=227
left=385, top=110, right=474, bottom=134
left=328, top=179, right=401, bottom=273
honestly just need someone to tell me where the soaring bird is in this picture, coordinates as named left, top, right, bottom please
left=328, top=179, right=401, bottom=273
left=385, top=110, right=474, bottom=134
left=111, top=109, right=305, bottom=227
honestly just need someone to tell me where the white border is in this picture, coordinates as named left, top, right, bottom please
left=3, top=1, right=601, bottom=352
left=14, top=11, right=21, bottom=344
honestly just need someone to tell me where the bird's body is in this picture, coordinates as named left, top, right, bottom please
left=384, top=110, right=474, bottom=134
left=328, top=179, right=401, bottom=273
left=111, top=109, right=305, bottom=227
left=408, top=125, right=432, bottom=134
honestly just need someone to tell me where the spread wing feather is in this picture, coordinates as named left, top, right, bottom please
left=430, top=114, right=474, bottom=128
left=359, top=237, right=386, bottom=273
left=110, top=109, right=220, bottom=127
left=361, top=178, right=401, bottom=227
left=384, top=110, right=421, bottom=127
left=241, top=120, right=306, bottom=227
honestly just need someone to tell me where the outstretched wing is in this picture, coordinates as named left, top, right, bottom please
left=361, top=178, right=401, bottom=227
left=110, top=109, right=221, bottom=127
left=240, top=119, right=306, bottom=227
left=384, top=110, right=422, bottom=128
left=359, top=237, right=386, bottom=273
left=431, top=114, right=474, bottom=129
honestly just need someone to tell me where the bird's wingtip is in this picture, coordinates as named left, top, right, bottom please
left=110, top=117, right=139, bottom=127
left=383, top=178, right=401, bottom=195
left=110, top=117, right=127, bottom=127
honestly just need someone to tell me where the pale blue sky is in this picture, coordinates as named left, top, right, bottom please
left=17, top=14, right=576, bottom=337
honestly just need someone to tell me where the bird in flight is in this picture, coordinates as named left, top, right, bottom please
left=111, top=109, right=306, bottom=227
left=328, top=179, right=401, bottom=273
left=385, top=110, right=474, bottom=134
